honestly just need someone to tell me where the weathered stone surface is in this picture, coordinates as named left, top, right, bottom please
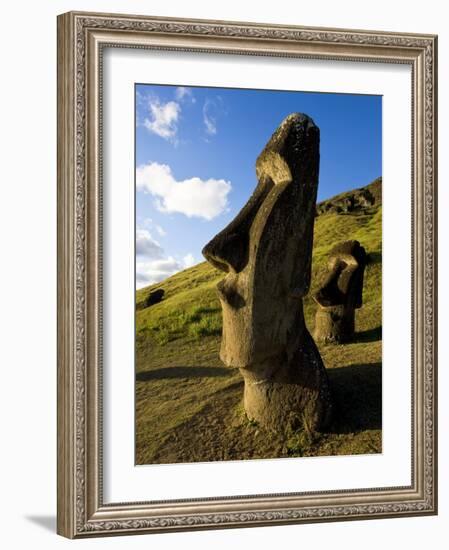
left=313, top=240, right=366, bottom=343
left=315, top=177, right=381, bottom=217
left=202, top=113, right=332, bottom=433
left=144, top=288, right=165, bottom=308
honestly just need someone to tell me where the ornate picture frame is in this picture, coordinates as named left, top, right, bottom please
left=57, top=11, right=438, bottom=538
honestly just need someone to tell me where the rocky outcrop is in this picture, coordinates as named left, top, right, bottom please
left=316, top=177, right=381, bottom=216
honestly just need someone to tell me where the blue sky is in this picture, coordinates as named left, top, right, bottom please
left=135, top=84, right=381, bottom=288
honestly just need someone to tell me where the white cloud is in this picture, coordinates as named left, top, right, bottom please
left=183, top=253, right=195, bottom=268
left=135, top=222, right=197, bottom=289
left=202, top=97, right=226, bottom=137
left=136, top=257, right=182, bottom=288
left=175, top=87, right=195, bottom=103
left=136, top=162, right=231, bottom=220
left=136, top=229, right=163, bottom=258
left=136, top=253, right=197, bottom=289
left=140, top=217, right=167, bottom=237
left=155, top=224, right=166, bottom=237
left=203, top=98, right=217, bottom=135
left=143, top=99, right=180, bottom=141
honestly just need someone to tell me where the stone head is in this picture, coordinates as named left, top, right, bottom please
left=314, top=240, right=367, bottom=309
left=202, top=113, right=320, bottom=369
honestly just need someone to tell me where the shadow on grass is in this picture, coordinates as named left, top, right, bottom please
left=368, top=251, right=382, bottom=264
left=327, top=362, right=382, bottom=434
left=137, top=365, right=230, bottom=382
left=353, top=326, right=382, bottom=343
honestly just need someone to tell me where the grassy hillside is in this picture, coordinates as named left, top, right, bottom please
left=136, top=178, right=382, bottom=464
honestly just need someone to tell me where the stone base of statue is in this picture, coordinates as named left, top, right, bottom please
left=240, top=330, right=332, bottom=432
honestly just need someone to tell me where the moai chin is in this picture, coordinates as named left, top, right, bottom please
left=202, top=113, right=332, bottom=433
left=313, top=240, right=367, bottom=344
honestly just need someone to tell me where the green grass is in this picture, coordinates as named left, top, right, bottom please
left=135, top=180, right=382, bottom=465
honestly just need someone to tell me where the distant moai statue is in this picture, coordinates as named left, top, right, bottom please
left=202, top=113, right=332, bottom=432
left=313, top=240, right=367, bottom=344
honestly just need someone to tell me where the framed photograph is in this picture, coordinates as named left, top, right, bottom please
left=57, top=11, right=438, bottom=538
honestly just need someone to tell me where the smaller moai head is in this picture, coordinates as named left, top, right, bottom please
left=314, top=240, right=366, bottom=310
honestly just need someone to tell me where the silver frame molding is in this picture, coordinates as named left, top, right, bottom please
left=57, top=11, right=438, bottom=538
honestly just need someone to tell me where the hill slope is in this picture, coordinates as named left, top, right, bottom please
left=136, top=178, right=382, bottom=464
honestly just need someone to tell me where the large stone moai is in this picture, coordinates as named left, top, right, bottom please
left=202, top=113, right=332, bottom=433
left=313, top=240, right=366, bottom=344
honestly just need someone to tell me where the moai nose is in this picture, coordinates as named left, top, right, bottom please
left=202, top=230, right=248, bottom=274
left=202, top=175, right=274, bottom=273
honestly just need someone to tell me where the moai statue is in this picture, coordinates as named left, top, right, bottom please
left=313, top=240, right=366, bottom=344
left=202, top=113, right=332, bottom=432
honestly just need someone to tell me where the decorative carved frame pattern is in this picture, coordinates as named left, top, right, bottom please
left=57, top=11, right=438, bottom=538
